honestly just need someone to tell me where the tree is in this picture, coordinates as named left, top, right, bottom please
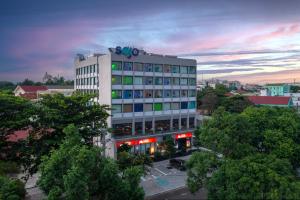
left=38, top=124, right=144, bottom=200
left=220, top=95, right=253, bottom=113
left=117, top=151, right=153, bottom=174
left=0, top=175, right=26, bottom=200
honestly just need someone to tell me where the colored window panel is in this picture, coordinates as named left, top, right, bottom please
left=163, top=103, right=171, bottom=111
left=164, top=90, right=171, bottom=98
left=154, top=103, right=163, bottom=111
left=163, top=65, right=171, bottom=73
left=163, top=77, right=171, bottom=85
left=154, top=90, right=163, bottom=98
left=112, top=75, right=122, bottom=85
left=144, top=104, right=153, bottom=111
left=133, top=63, right=143, bottom=71
left=123, top=62, right=133, bottom=71
left=181, top=102, right=188, bottom=109
left=171, top=65, right=180, bottom=73
left=155, top=77, right=163, bottom=85
left=180, top=66, right=188, bottom=74
left=112, top=104, right=122, bottom=114
left=171, top=102, right=180, bottom=110
left=123, top=76, right=133, bottom=85
left=189, top=66, right=196, bottom=74
left=144, top=63, right=153, bottom=72
left=188, top=101, right=196, bottom=109
left=134, top=77, right=143, bottom=85
left=112, top=61, right=122, bottom=71
left=123, top=90, right=133, bottom=99
left=134, top=104, right=143, bottom=112
left=144, top=77, right=153, bottom=85
left=154, top=64, right=163, bottom=72
left=123, top=104, right=133, bottom=112
left=112, top=90, right=122, bottom=99
left=134, top=90, right=143, bottom=98
left=144, top=90, right=153, bottom=98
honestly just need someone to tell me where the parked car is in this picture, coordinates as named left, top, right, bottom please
left=169, top=158, right=186, bottom=171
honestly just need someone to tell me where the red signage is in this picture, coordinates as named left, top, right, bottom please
left=116, top=137, right=157, bottom=148
left=175, top=132, right=193, bottom=139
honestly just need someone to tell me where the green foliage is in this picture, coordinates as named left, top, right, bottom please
left=0, top=161, right=19, bottom=175
left=290, top=85, right=300, bottom=93
left=117, top=151, right=153, bottom=174
left=220, top=95, right=253, bottom=113
left=0, top=176, right=26, bottom=200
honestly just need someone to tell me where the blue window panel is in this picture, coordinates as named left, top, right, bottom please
left=163, top=78, right=171, bottom=85
left=181, top=102, right=188, bottom=109
left=188, top=101, right=196, bottom=109
left=123, top=90, right=133, bottom=99
left=134, top=90, right=143, bottom=98
left=123, top=62, right=133, bottom=71
left=134, top=104, right=143, bottom=112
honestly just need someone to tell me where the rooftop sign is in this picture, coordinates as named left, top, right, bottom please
left=115, top=46, right=139, bottom=58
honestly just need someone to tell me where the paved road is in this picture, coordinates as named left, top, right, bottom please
left=145, top=187, right=207, bottom=200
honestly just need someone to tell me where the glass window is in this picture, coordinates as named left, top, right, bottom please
left=123, top=90, right=133, bottom=99
left=112, top=90, right=122, bottom=99
left=134, top=103, right=143, bottom=112
left=163, top=65, right=171, bottom=73
left=188, top=101, right=196, bottom=109
left=180, top=66, right=188, bottom=74
left=93, top=65, right=96, bottom=73
left=164, top=90, right=171, bottom=98
left=135, top=122, right=143, bottom=135
left=144, top=63, right=153, bottom=72
left=189, top=78, right=196, bottom=85
left=144, top=90, right=153, bottom=98
left=189, top=117, right=195, bottom=128
left=123, top=104, right=133, bottom=112
left=144, top=103, right=153, bottom=111
left=172, top=77, right=180, bottom=85
left=112, top=104, right=122, bottom=114
left=180, top=78, right=188, bottom=85
left=154, top=103, right=163, bottom=111
left=155, top=77, right=163, bottom=85
left=154, top=90, right=163, bottom=98
left=189, top=90, right=196, bottom=97
left=144, top=77, right=153, bottom=85
left=172, top=90, right=180, bottom=98
left=181, top=90, right=188, bottom=97
left=189, top=66, right=196, bottom=74
left=133, top=63, right=143, bottom=71
left=181, top=102, right=188, bottom=109
left=145, top=120, right=153, bottom=133
left=134, top=90, right=143, bottom=98
left=155, top=120, right=170, bottom=132
left=171, top=65, right=180, bottom=73
left=123, top=62, right=133, bottom=71
left=112, top=123, right=132, bottom=136
left=123, top=76, right=133, bottom=85
left=112, top=75, right=122, bottom=85
left=181, top=118, right=188, bottom=130
left=173, top=119, right=179, bottom=130
left=163, top=103, right=171, bottom=111
left=154, top=64, right=163, bottom=72
left=163, top=77, right=171, bottom=85
left=171, top=102, right=180, bottom=110
left=134, top=76, right=143, bottom=85
left=87, top=66, right=90, bottom=74
left=112, top=61, right=122, bottom=71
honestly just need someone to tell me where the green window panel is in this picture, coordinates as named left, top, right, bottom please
left=112, top=90, right=122, bottom=99
left=123, top=76, right=133, bottom=85
left=112, top=61, right=122, bottom=71
left=188, top=101, right=196, bottom=109
left=154, top=103, right=163, bottom=111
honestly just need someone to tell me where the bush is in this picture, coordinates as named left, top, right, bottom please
left=0, top=161, right=19, bottom=175
left=0, top=175, right=26, bottom=200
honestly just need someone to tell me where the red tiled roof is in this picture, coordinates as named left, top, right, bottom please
left=6, top=130, right=29, bottom=142
left=19, top=85, right=48, bottom=92
left=225, top=92, right=234, bottom=97
left=248, top=96, right=291, bottom=105
left=19, top=93, right=38, bottom=100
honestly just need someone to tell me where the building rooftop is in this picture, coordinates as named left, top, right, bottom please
left=18, top=85, right=48, bottom=92
left=248, top=96, right=291, bottom=105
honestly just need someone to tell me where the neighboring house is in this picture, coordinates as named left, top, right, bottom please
left=264, top=84, right=290, bottom=96
left=248, top=96, right=293, bottom=107
left=37, top=85, right=74, bottom=98
left=284, top=93, right=300, bottom=110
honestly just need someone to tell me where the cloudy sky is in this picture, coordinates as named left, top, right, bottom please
left=1, top=0, right=300, bottom=83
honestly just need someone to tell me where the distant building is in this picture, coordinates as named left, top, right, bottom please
left=37, top=85, right=74, bottom=98
left=264, top=84, right=290, bottom=96
left=248, top=96, right=293, bottom=107
left=284, top=93, right=300, bottom=110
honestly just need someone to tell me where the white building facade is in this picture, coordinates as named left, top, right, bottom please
left=74, top=47, right=197, bottom=158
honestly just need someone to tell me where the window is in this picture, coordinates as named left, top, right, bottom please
left=189, top=66, right=196, bottom=74
left=144, top=63, right=153, bottom=72
left=134, top=76, right=143, bottom=85
left=173, top=119, right=179, bottom=130
left=112, top=90, right=122, bottom=99
left=144, top=103, right=153, bottom=111
left=154, top=103, right=163, bottom=111
left=93, top=65, right=96, bottom=73
left=134, top=90, right=143, bottom=98
left=112, top=123, right=132, bottom=136
left=180, top=78, right=188, bottom=85
left=134, top=103, right=143, bottom=112
left=189, top=117, right=195, bottom=128
left=123, top=90, right=133, bottom=99
left=163, top=103, right=171, bottom=111
left=112, top=61, right=122, bottom=71
left=181, top=90, right=188, bottom=97
left=171, top=65, right=180, bottom=73
left=112, top=75, right=122, bottom=85
left=123, top=76, right=133, bottom=85
left=155, top=77, right=163, bottom=85
left=171, top=102, right=180, bottom=110
left=135, top=122, right=143, bottom=135
left=164, top=90, right=171, bottom=98
left=87, top=66, right=89, bottom=74
left=181, top=118, right=187, bottom=130
left=112, top=104, right=122, bottom=114
left=189, top=78, right=196, bottom=85
left=155, top=120, right=170, bottom=132
left=172, top=90, right=180, bottom=98
left=123, top=104, right=133, bottom=112
left=180, top=66, right=188, bottom=74
left=154, top=64, right=163, bottom=72
left=123, top=62, right=133, bottom=71
left=172, top=77, right=180, bottom=85
left=163, top=65, right=171, bottom=73
left=163, top=77, right=171, bottom=85
left=133, top=63, right=143, bottom=71
left=181, top=102, right=188, bottom=109
left=188, top=101, right=196, bottom=109
left=189, top=90, right=196, bottom=97
left=144, top=77, right=153, bottom=85
left=144, top=90, right=153, bottom=98
left=145, top=120, right=153, bottom=133
left=154, top=90, right=163, bottom=98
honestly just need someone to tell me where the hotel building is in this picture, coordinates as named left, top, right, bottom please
left=74, top=47, right=197, bottom=158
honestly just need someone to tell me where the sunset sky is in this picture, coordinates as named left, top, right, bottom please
left=1, top=0, right=300, bottom=84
